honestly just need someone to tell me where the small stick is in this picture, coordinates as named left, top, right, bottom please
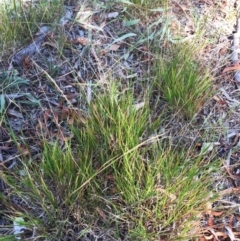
left=231, top=18, right=240, bottom=82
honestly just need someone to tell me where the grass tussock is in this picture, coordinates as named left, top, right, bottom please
left=0, top=0, right=64, bottom=55
left=153, top=42, right=213, bottom=119
left=121, top=0, right=168, bottom=8
left=0, top=84, right=218, bottom=240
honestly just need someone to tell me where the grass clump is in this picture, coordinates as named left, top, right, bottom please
left=154, top=42, right=213, bottom=119
left=0, top=84, right=218, bottom=240
left=0, top=0, right=64, bottom=55
left=123, top=0, right=168, bottom=8
left=0, top=70, right=40, bottom=120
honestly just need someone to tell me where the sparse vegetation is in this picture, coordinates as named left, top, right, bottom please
left=123, top=0, right=167, bottom=8
left=0, top=0, right=64, bottom=56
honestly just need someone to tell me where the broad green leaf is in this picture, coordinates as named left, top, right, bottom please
left=11, top=78, right=29, bottom=87
left=0, top=94, right=5, bottom=114
left=16, top=93, right=40, bottom=105
left=24, top=94, right=40, bottom=105
left=0, top=70, right=29, bottom=92
left=106, top=33, right=137, bottom=49
left=124, top=19, right=140, bottom=27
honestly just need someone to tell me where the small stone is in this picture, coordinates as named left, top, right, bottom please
left=79, top=30, right=85, bottom=37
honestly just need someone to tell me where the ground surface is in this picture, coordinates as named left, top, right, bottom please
left=1, top=0, right=240, bottom=240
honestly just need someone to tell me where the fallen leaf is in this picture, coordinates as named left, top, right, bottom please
left=106, top=174, right=115, bottom=181
left=7, top=109, right=23, bottom=118
left=219, top=186, right=240, bottom=196
left=222, top=63, right=240, bottom=73
left=100, top=21, right=106, bottom=28
left=213, top=95, right=227, bottom=105
left=140, top=46, right=149, bottom=51
left=108, top=44, right=120, bottom=51
left=219, top=48, right=227, bottom=55
left=223, top=163, right=240, bottom=180
left=198, top=236, right=206, bottom=241
left=229, top=215, right=234, bottom=230
left=208, top=215, right=214, bottom=227
left=67, top=116, right=74, bottom=125
left=0, top=146, right=12, bottom=150
left=66, top=93, right=79, bottom=99
left=210, top=210, right=223, bottom=217
left=23, top=56, right=33, bottom=70
left=96, top=207, right=107, bottom=221
left=18, top=145, right=30, bottom=156
left=141, top=54, right=152, bottom=61
left=100, top=50, right=108, bottom=55
left=46, top=32, right=55, bottom=41
left=36, top=119, right=49, bottom=135
left=71, top=37, right=88, bottom=45
left=231, top=134, right=239, bottom=146
left=42, top=41, right=58, bottom=48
